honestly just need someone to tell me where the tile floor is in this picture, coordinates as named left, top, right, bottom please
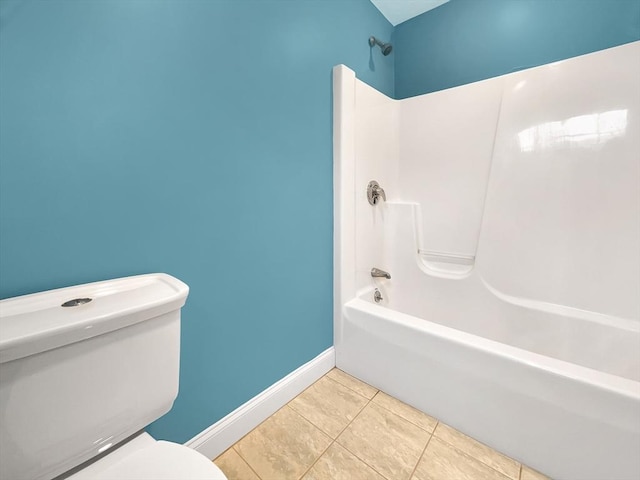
left=214, top=368, right=550, bottom=480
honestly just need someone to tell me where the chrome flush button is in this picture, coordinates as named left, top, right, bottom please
left=61, top=298, right=92, bottom=307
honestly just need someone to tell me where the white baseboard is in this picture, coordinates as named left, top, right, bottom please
left=185, top=347, right=336, bottom=460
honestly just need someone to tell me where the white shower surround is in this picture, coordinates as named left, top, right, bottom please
left=333, top=41, right=640, bottom=480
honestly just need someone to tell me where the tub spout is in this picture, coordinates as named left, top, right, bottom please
left=371, top=268, right=391, bottom=279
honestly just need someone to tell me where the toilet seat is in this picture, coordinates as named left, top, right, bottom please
left=67, top=433, right=227, bottom=480
left=89, top=441, right=228, bottom=480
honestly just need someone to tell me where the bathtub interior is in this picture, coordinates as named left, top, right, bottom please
left=336, top=41, right=640, bottom=383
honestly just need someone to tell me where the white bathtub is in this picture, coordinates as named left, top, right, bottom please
left=338, top=289, right=639, bottom=480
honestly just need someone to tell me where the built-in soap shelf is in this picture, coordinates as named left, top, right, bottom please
left=417, top=249, right=475, bottom=277
left=385, top=201, right=477, bottom=278
left=418, top=249, right=475, bottom=265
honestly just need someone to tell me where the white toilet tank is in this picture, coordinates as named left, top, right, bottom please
left=0, top=274, right=189, bottom=480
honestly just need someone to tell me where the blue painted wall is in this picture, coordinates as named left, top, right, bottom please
left=0, top=0, right=393, bottom=443
left=394, top=0, right=640, bottom=98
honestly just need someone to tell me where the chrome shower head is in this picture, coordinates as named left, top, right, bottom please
left=369, top=36, right=393, bottom=56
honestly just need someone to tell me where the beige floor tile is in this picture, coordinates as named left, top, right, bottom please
left=521, top=465, right=551, bottom=480
left=235, top=406, right=332, bottom=480
left=326, top=368, right=378, bottom=399
left=372, top=391, right=438, bottom=433
left=289, top=376, right=369, bottom=438
left=214, top=448, right=260, bottom=480
left=413, top=437, right=511, bottom=480
left=337, top=402, right=431, bottom=480
left=302, top=442, right=386, bottom=480
left=433, top=423, right=520, bottom=479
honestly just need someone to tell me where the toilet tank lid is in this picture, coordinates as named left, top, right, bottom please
left=0, top=273, right=189, bottom=363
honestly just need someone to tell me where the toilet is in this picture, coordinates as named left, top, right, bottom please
left=0, top=274, right=228, bottom=480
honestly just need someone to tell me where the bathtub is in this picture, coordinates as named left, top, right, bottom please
left=339, top=293, right=639, bottom=480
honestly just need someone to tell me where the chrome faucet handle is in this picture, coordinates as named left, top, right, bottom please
left=374, top=289, right=383, bottom=303
left=367, top=180, right=386, bottom=205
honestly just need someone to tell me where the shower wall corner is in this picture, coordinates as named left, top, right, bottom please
left=332, top=64, right=400, bottom=366
left=333, top=64, right=357, bottom=359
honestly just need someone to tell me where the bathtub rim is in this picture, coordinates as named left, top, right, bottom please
left=343, top=296, right=640, bottom=400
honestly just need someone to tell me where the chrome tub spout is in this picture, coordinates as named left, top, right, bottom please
left=371, top=268, right=391, bottom=279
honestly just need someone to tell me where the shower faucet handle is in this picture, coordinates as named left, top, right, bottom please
left=367, top=180, right=386, bottom=205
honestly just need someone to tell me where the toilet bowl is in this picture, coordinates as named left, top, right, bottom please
left=0, top=274, right=228, bottom=480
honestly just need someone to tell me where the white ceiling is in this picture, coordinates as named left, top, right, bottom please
left=370, top=0, right=449, bottom=26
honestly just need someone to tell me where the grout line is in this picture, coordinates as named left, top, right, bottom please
left=519, top=463, right=523, bottom=480
left=229, top=405, right=318, bottom=480
left=322, top=388, right=392, bottom=479
left=283, top=403, right=333, bottom=438
left=430, top=434, right=514, bottom=480
left=233, top=368, right=339, bottom=454
left=221, top=444, right=262, bottom=480
left=213, top=445, right=234, bottom=462
left=334, top=388, right=373, bottom=438
left=335, top=442, right=391, bottom=480
left=369, top=390, right=438, bottom=435
left=326, top=368, right=378, bottom=400
left=408, top=423, right=436, bottom=480
left=328, top=387, right=438, bottom=479
left=221, top=373, right=340, bottom=480
left=323, top=372, right=373, bottom=400
left=432, top=425, right=520, bottom=480
left=296, top=437, right=334, bottom=480
left=296, top=373, right=377, bottom=480
left=278, top=404, right=334, bottom=479
left=331, top=394, right=405, bottom=480
left=226, top=403, right=289, bottom=455
left=234, top=404, right=333, bottom=480
left=298, top=380, right=377, bottom=478
left=287, top=373, right=373, bottom=439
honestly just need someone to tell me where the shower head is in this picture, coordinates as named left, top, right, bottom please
left=369, top=36, right=392, bottom=56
